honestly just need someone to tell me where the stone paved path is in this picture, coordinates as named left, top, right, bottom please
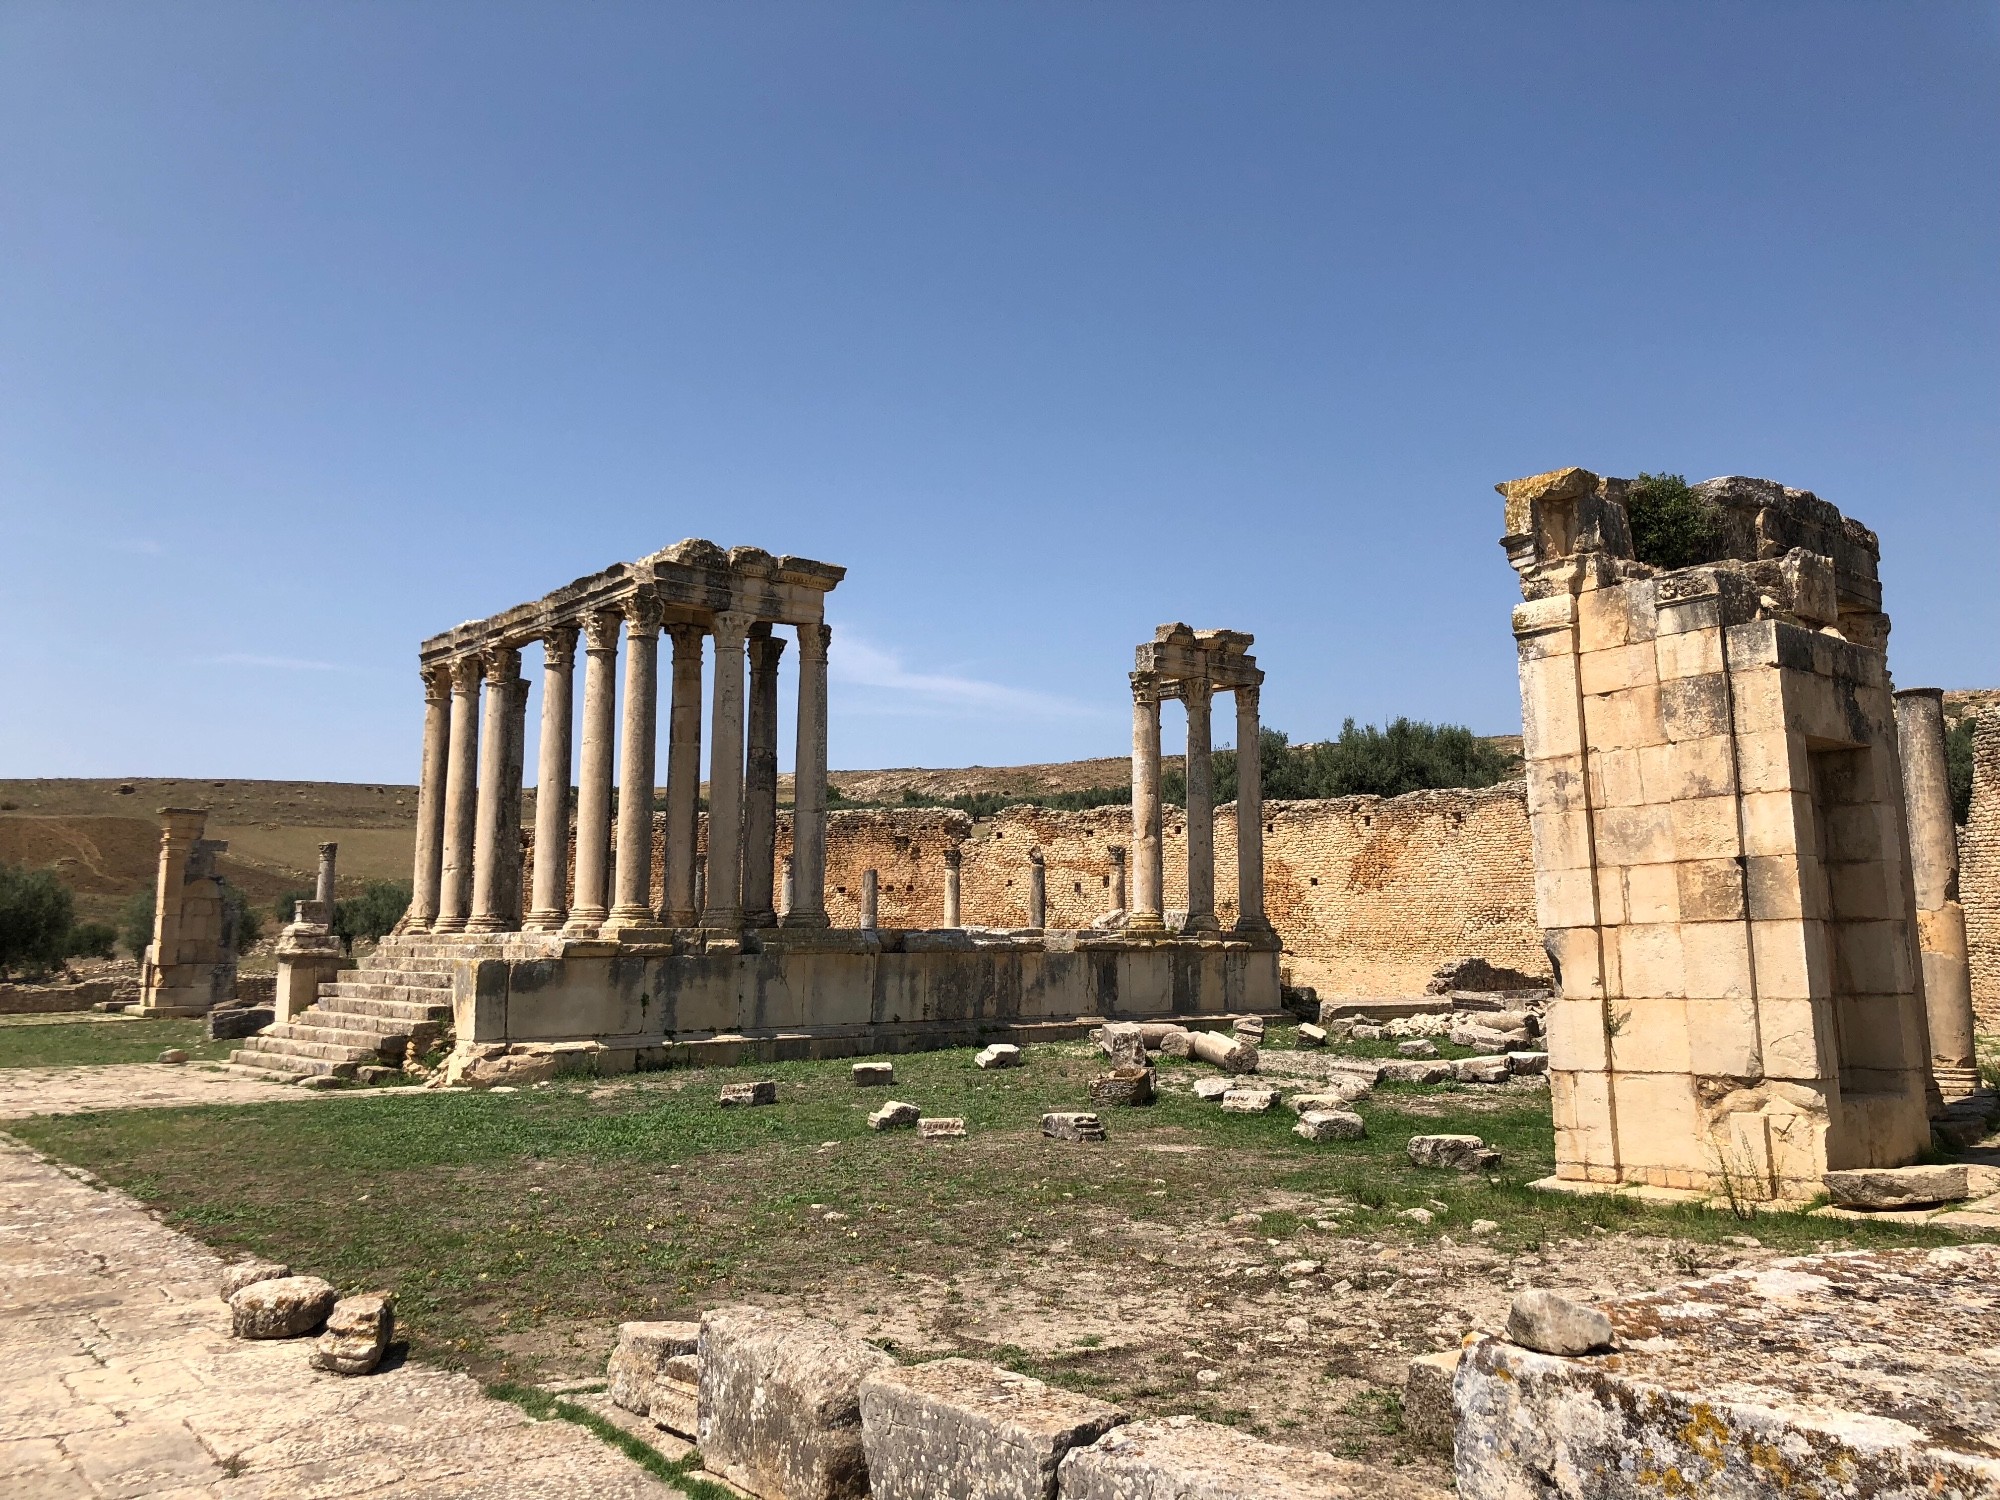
left=0, top=1064, right=417, bottom=1121
left=0, top=1136, right=677, bottom=1498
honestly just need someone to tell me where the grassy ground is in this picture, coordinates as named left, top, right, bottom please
left=0, top=1012, right=231, bottom=1067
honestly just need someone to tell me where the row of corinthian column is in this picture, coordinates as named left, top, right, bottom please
left=405, top=601, right=831, bottom=939
left=1128, top=673, right=1268, bottom=936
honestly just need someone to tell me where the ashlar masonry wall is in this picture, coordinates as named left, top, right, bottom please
left=1965, top=717, right=2000, bottom=1030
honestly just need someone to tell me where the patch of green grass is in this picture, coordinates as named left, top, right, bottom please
left=0, top=1014, right=230, bottom=1068
left=485, top=1382, right=733, bottom=1499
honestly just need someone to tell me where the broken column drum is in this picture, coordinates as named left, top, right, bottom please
left=1502, top=469, right=1933, bottom=1199
left=1128, top=625, right=1271, bottom=939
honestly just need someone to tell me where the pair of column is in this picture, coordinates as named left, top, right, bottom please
left=1128, top=673, right=1266, bottom=936
left=412, top=647, right=530, bottom=935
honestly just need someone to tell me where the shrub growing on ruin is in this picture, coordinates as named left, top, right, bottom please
left=0, top=863, right=76, bottom=977
left=116, top=889, right=155, bottom=958
left=334, top=880, right=413, bottom=949
left=223, top=884, right=261, bottom=949
left=1625, top=471, right=1726, bottom=571
left=273, top=888, right=312, bottom=924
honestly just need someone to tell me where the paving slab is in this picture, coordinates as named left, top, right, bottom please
left=0, top=1064, right=429, bottom=1120
left=0, top=1134, right=676, bottom=1499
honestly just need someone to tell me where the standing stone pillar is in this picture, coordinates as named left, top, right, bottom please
left=661, top=624, right=706, bottom=926
left=781, top=855, right=795, bottom=920
left=1896, top=688, right=1978, bottom=1096
left=860, top=868, right=878, bottom=931
left=434, top=654, right=484, bottom=934
left=408, top=664, right=451, bottom=930
left=1182, top=677, right=1218, bottom=934
left=564, top=610, right=621, bottom=935
left=1027, top=849, right=1046, bottom=930
left=525, top=626, right=578, bottom=931
left=703, top=612, right=752, bottom=930
left=1233, top=680, right=1269, bottom=933
left=1128, top=673, right=1166, bottom=934
left=742, top=626, right=787, bottom=927
left=784, top=623, right=832, bottom=929
left=943, top=846, right=962, bottom=928
left=469, top=646, right=523, bottom=933
left=139, top=809, right=204, bottom=1012
left=314, top=842, right=338, bottom=931
left=606, top=596, right=666, bottom=938
left=1108, top=845, right=1127, bottom=917
left=495, top=673, right=530, bottom=928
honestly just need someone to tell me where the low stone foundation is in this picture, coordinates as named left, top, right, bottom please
left=0, top=980, right=117, bottom=1015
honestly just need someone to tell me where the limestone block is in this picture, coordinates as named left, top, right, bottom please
left=1219, top=1088, right=1278, bottom=1114
left=1654, top=627, right=1723, bottom=682
left=698, top=1305, right=895, bottom=1500
left=1450, top=1022, right=1528, bottom=1052
left=869, top=1101, right=921, bottom=1131
left=1294, top=1110, right=1366, bottom=1142
left=1401, top=1351, right=1460, bottom=1455
left=1454, top=1056, right=1511, bottom=1084
left=1397, top=1039, right=1439, bottom=1058
left=1615, top=923, right=1686, bottom=999
left=310, top=1292, right=395, bottom=1375
left=158, top=1048, right=188, bottom=1064
left=218, top=1259, right=290, bottom=1302
left=1098, top=1023, right=1148, bottom=1069
left=977, top=1044, right=1024, bottom=1070
left=1517, top=655, right=1582, bottom=759
left=720, top=1080, right=778, bottom=1107
left=1759, top=996, right=1834, bottom=1081
left=1543, top=1000, right=1608, bottom=1072
left=1607, top=1073, right=1704, bottom=1172
left=1407, top=1135, right=1500, bottom=1172
left=1507, top=1051, right=1548, bottom=1075
left=1675, top=859, right=1746, bottom=923
left=1740, top=790, right=1811, bottom=856
left=1506, top=1290, right=1612, bottom=1355
left=1823, top=1165, right=1969, bottom=1209
left=1606, top=998, right=1691, bottom=1076
left=1594, top=805, right=1673, bottom=868
left=1750, top=919, right=1826, bottom=1001
left=230, top=1275, right=337, bottom=1339
left=1188, top=1031, right=1258, bottom=1073
left=1578, top=643, right=1655, bottom=697
left=1531, top=808, right=1593, bottom=870
left=1057, top=1414, right=1440, bottom=1500
left=1295, top=1023, right=1328, bottom=1048
left=1670, top=794, right=1742, bottom=861
left=852, top=1062, right=894, bottom=1086
left=1088, top=1068, right=1156, bottom=1107
left=1684, top=997, right=1760, bottom=1077
left=1231, top=1015, right=1266, bottom=1043
left=858, top=1357, right=1127, bottom=1500
left=1191, top=1077, right=1233, bottom=1101
left=1137, top=1022, right=1188, bottom=1051
left=919, top=1117, right=967, bottom=1139
left=608, top=1320, right=701, bottom=1415
left=1043, top=1112, right=1107, bottom=1142
left=1377, top=1059, right=1454, bottom=1084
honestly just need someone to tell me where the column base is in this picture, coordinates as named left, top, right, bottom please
left=562, top=907, right=609, bottom=937
left=743, top=908, right=778, bottom=928
left=1182, top=914, right=1221, bottom=935
left=521, top=910, right=569, bottom=932
left=779, top=910, right=829, bottom=930
left=1125, top=913, right=1167, bottom=935
left=431, top=916, right=470, bottom=935
left=700, top=908, right=746, bottom=932
left=661, top=907, right=698, bottom=928
left=465, top=914, right=513, bottom=933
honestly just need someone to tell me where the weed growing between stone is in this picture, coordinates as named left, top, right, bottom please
left=485, top=1381, right=734, bottom=1499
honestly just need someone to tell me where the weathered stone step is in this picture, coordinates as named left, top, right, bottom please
left=238, top=1033, right=382, bottom=1065
left=226, top=1049, right=354, bottom=1080
left=279, top=1019, right=409, bottom=1051
left=321, top=980, right=451, bottom=1005
left=314, top=994, right=451, bottom=1025
left=335, top=968, right=452, bottom=991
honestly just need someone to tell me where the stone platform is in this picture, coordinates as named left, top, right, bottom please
left=1455, top=1245, right=2000, bottom=1499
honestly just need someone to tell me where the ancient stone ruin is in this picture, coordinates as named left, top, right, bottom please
left=137, top=808, right=240, bottom=1017
left=1501, top=469, right=1964, bottom=1201
left=234, top=545, right=1279, bottom=1081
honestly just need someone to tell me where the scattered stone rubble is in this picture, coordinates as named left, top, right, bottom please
left=217, top=1260, right=395, bottom=1376
left=1043, top=1112, right=1107, bottom=1143
left=230, top=1275, right=338, bottom=1340
left=977, top=1044, right=1023, bottom=1070
left=720, top=1079, right=779, bottom=1107
left=1407, top=1135, right=1501, bottom=1173
left=310, top=1292, right=395, bottom=1374
left=868, top=1100, right=921, bottom=1131
left=918, top=1116, right=966, bottom=1139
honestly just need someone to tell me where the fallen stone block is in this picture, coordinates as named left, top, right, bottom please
left=1454, top=1056, right=1511, bottom=1084
left=608, top=1320, right=701, bottom=1416
left=1294, top=1110, right=1366, bottom=1142
left=859, top=1357, right=1127, bottom=1500
left=869, top=1101, right=921, bottom=1131
left=1456, top=1247, right=2000, bottom=1500
left=1098, top=1023, right=1148, bottom=1069
left=1407, top=1134, right=1500, bottom=1172
left=1506, top=1290, right=1612, bottom=1356
left=720, top=1080, right=778, bottom=1107
left=1231, top=1015, right=1266, bottom=1043
left=230, top=1275, right=337, bottom=1340
left=1401, top=1351, right=1459, bottom=1456
left=1349, top=1023, right=1388, bottom=1041
left=1088, top=1067, right=1156, bottom=1108
left=1506, top=1050, right=1548, bottom=1076
left=1396, top=1039, right=1438, bottom=1059
left=1450, top=1024, right=1529, bottom=1052
left=1191, top=1077, right=1233, bottom=1101
left=1189, top=1031, right=1258, bottom=1074
left=310, top=1292, right=394, bottom=1375
left=1295, top=1023, right=1328, bottom=1048
left=207, top=1003, right=272, bottom=1041
left=852, top=1062, right=895, bottom=1086
left=976, top=1044, right=1023, bottom=1070
left=1219, top=1088, right=1278, bottom=1114
left=652, top=1362, right=699, bottom=1440
left=1823, top=1164, right=1969, bottom=1209
left=157, top=1048, right=188, bottom=1065
left=1377, top=1060, right=1454, bottom=1085
left=218, top=1258, right=291, bottom=1303
left=699, top=1305, right=895, bottom=1500
left=1042, top=1112, right=1107, bottom=1143
left=919, top=1117, right=967, bottom=1139
left=1287, top=1087, right=1368, bottom=1115
left=1058, top=1414, right=1442, bottom=1499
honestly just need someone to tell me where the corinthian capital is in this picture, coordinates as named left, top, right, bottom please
left=583, top=609, right=623, bottom=654
left=797, top=622, right=831, bottom=662
left=1130, top=671, right=1163, bottom=706
left=422, top=662, right=452, bottom=704
left=449, top=654, right=484, bottom=692
left=623, top=592, right=664, bottom=634
left=482, top=645, right=523, bottom=685
left=541, top=623, right=579, bottom=674
left=712, top=611, right=754, bottom=651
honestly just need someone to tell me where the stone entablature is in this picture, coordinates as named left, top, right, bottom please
left=1502, top=467, right=1933, bottom=1200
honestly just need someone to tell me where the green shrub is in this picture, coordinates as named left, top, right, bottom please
left=1949, top=716, right=1977, bottom=826
left=0, top=863, right=77, bottom=977
left=116, top=889, right=155, bottom=959
left=334, top=880, right=413, bottom=949
left=223, top=884, right=262, bottom=950
left=1625, top=472, right=1726, bottom=571
left=63, top=922, right=118, bottom=959
left=273, top=888, right=312, bottom=924
left=1168, top=720, right=1516, bottom=805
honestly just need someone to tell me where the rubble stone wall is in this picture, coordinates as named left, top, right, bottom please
left=1965, top=717, right=2000, bottom=1030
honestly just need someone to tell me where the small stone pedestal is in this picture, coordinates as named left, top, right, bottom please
left=273, top=901, right=343, bottom=1025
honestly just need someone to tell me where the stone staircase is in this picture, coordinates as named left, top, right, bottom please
left=230, top=935, right=471, bottom=1083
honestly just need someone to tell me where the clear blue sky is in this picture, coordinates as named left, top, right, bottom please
left=4, top=2, right=1995, bottom=782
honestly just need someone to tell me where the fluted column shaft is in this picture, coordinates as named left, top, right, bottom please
left=409, top=666, right=451, bottom=930
left=742, top=627, right=786, bottom=927
left=943, top=847, right=962, bottom=928
left=662, top=625, right=706, bottom=926
left=469, top=646, right=523, bottom=932
left=434, top=656, right=483, bottom=933
left=1234, top=681, right=1268, bottom=932
left=1895, top=687, right=1976, bottom=1080
left=784, top=623, right=832, bottom=928
left=525, top=628, right=578, bottom=930
left=564, top=611, right=621, bottom=934
left=1129, top=673, right=1165, bottom=933
left=1182, top=679, right=1218, bottom=933
left=606, top=596, right=665, bottom=935
left=702, top=612, right=752, bottom=928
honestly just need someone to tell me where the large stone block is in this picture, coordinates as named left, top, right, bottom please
left=1057, top=1415, right=1445, bottom=1499
left=1402, top=1351, right=1461, bottom=1455
left=857, top=1357, right=1127, bottom=1500
left=1455, top=1247, right=2000, bottom=1500
left=698, top=1306, right=895, bottom=1500
left=608, top=1320, right=701, bottom=1416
